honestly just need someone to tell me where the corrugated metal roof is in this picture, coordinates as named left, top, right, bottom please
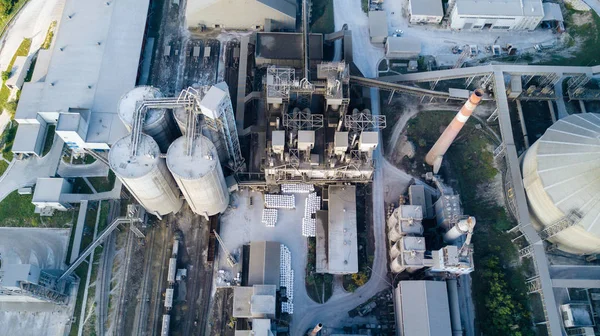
left=409, top=0, right=443, bottom=17
left=542, top=2, right=563, bottom=21
left=455, top=0, right=544, bottom=17
left=327, top=185, right=358, bottom=274
left=397, top=281, right=452, bottom=336
left=386, top=36, right=422, bottom=54
left=248, top=241, right=281, bottom=289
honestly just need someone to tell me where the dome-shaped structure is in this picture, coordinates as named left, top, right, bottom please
left=118, top=86, right=180, bottom=152
left=522, top=113, right=600, bottom=255
left=109, top=134, right=182, bottom=216
left=166, top=135, right=229, bottom=217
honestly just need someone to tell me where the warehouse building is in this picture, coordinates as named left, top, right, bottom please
left=248, top=241, right=281, bottom=289
left=186, top=0, right=296, bottom=31
left=409, top=0, right=444, bottom=24
left=12, top=0, right=150, bottom=156
left=449, top=0, right=544, bottom=31
left=255, top=32, right=323, bottom=69
left=385, top=36, right=422, bottom=60
left=31, top=178, right=73, bottom=214
left=393, top=281, right=453, bottom=336
left=315, top=185, right=358, bottom=274
left=233, top=285, right=276, bottom=319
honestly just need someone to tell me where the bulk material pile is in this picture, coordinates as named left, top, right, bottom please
left=262, top=208, right=278, bottom=227
left=280, top=244, right=294, bottom=314
left=264, top=194, right=296, bottom=209
left=302, top=192, right=321, bottom=237
left=281, top=184, right=315, bottom=193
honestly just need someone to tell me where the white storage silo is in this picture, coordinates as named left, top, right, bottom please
left=166, top=135, right=229, bottom=217
left=118, top=86, right=180, bottom=152
left=109, top=134, right=183, bottom=216
left=173, top=107, right=188, bottom=135
left=522, top=113, right=600, bottom=255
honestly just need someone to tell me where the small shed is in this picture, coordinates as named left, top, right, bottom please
left=409, top=0, right=443, bottom=24
left=385, top=36, right=422, bottom=60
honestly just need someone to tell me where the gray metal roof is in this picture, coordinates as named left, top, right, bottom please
left=454, top=0, right=544, bottom=17
left=248, top=241, right=281, bottom=289
left=386, top=36, right=422, bottom=54
left=327, top=185, right=358, bottom=274
left=368, top=11, right=388, bottom=38
left=258, top=0, right=296, bottom=18
left=12, top=123, right=43, bottom=154
left=396, top=281, right=452, bottom=336
left=542, top=3, right=563, bottom=21
left=32, top=178, right=70, bottom=202
left=0, top=264, right=41, bottom=290
left=256, top=33, right=323, bottom=61
left=409, top=0, right=443, bottom=17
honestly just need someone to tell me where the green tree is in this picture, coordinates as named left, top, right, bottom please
left=1, top=70, right=10, bottom=81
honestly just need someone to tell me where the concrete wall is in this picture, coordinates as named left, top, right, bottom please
left=186, top=0, right=295, bottom=30
left=409, top=14, right=442, bottom=24
left=450, top=8, right=542, bottom=30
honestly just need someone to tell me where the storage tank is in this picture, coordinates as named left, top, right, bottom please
left=166, top=135, right=229, bottom=217
left=109, top=134, right=183, bottom=216
left=118, top=86, right=180, bottom=152
left=173, top=107, right=188, bottom=135
left=522, top=113, right=600, bottom=255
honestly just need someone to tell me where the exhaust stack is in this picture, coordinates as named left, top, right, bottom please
left=309, top=323, right=323, bottom=336
left=425, top=89, right=484, bottom=173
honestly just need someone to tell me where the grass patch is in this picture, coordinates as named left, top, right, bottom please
left=0, top=159, right=7, bottom=175
left=404, top=110, right=533, bottom=335
left=0, top=190, right=75, bottom=227
left=41, top=125, right=55, bottom=156
left=361, top=0, right=368, bottom=13
left=72, top=177, right=94, bottom=194
left=69, top=263, right=89, bottom=336
left=310, top=0, right=335, bottom=34
left=0, top=38, right=31, bottom=117
left=88, top=171, right=116, bottom=193
left=0, top=120, right=16, bottom=161
left=41, top=20, right=56, bottom=50
left=541, top=8, right=600, bottom=66
left=98, top=201, right=110, bottom=232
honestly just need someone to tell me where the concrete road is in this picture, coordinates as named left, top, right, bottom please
left=583, top=0, right=600, bottom=15
left=0, top=0, right=64, bottom=71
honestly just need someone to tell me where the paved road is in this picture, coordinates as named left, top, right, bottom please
left=583, top=0, right=600, bottom=15
left=0, top=0, right=64, bottom=71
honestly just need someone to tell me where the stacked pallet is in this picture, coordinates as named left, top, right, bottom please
left=264, top=194, right=295, bottom=209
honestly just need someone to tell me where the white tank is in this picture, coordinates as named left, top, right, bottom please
left=173, top=107, right=188, bottom=135
left=109, top=134, right=183, bottom=216
left=443, top=217, right=475, bottom=243
left=166, top=135, right=229, bottom=217
left=522, top=113, right=600, bottom=255
left=118, top=86, right=180, bottom=152
left=389, top=240, right=402, bottom=259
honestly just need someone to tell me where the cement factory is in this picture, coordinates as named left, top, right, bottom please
left=1, top=0, right=600, bottom=335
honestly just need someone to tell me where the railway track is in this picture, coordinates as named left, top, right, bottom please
left=96, top=200, right=119, bottom=336
left=114, top=228, right=134, bottom=335
left=150, top=226, right=171, bottom=336
left=134, top=229, right=156, bottom=336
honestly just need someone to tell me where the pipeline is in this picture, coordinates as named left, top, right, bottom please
left=447, top=279, right=464, bottom=336
left=309, top=323, right=323, bottom=336
left=425, top=89, right=484, bottom=173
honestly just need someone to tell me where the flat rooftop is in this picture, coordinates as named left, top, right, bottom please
left=256, top=32, right=323, bottom=61
left=327, top=185, right=358, bottom=274
left=455, top=0, right=543, bottom=17
left=248, top=241, right=281, bottom=289
left=396, top=281, right=452, bottom=336
left=410, top=0, right=443, bottom=17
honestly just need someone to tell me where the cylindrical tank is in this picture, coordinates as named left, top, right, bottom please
left=388, top=224, right=403, bottom=242
left=390, top=255, right=406, bottom=273
left=173, top=107, right=188, bottom=135
left=309, top=323, right=323, bottom=336
left=447, top=279, right=464, bottom=336
left=444, top=217, right=475, bottom=243
left=109, top=134, right=183, bottom=216
left=166, top=135, right=229, bottom=217
left=522, top=113, right=600, bottom=255
left=118, top=86, right=180, bottom=152
left=389, top=240, right=402, bottom=259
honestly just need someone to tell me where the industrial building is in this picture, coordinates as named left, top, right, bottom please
left=368, top=11, right=388, bottom=46
left=522, top=113, right=600, bottom=255
left=393, top=280, right=463, bottom=336
left=448, top=0, right=544, bottom=31
left=255, top=33, right=324, bottom=69
left=0, top=264, right=69, bottom=304
left=31, top=178, right=73, bottom=214
left=248, top=241, right=281, bottom=289
left=385, top=36, right=422, bottom=60
left=13, top=0, right=150, bottom=155
left=233, top=284, right=277, bottom=319
left=185, top=0, right=296, bottom=30
left=408, top=0, right=444, bottom=24
left=315, top=185, right=358, bottom=274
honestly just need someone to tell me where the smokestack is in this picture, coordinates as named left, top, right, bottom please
left=309, top=323, right=323, bottom=336
left=425, top=89, right=484, bottom=173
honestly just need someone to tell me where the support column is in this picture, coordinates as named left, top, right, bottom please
left=515, top=100, right=530, bottom=149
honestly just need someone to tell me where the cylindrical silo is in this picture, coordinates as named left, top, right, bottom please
left=389, top=240, right=402, bottom=259
left=444, top=217, right=475, bottom=243
left=174, top=107, right=188, bottom=135
left=522, top=113, right=600, bottom=255
left=109, top=134, right=183, bottom=216
left=390, top=256, right=406, bottom=273
left=166, top=135, right=229, bottom=217
left=118, top=86, right=181, bottom=152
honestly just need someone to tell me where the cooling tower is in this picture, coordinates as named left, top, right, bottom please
left=522, top=113, right=600, bottom=255
left=166, top=135, right=229, bottom=217
left=109, top=134, right=183, bottom=216
left=118, top=86, right=180, bottom=152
